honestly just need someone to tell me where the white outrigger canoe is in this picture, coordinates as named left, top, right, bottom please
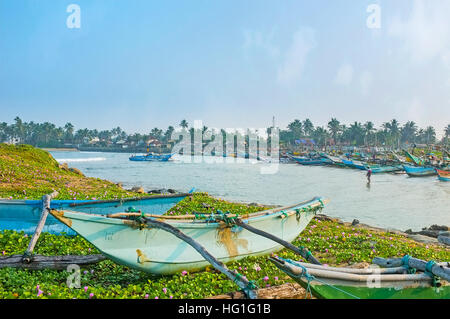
left=49, top=197, right=326, bottom=275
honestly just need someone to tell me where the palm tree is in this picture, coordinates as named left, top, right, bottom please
left=64, top=122, right=74, bottom=144
left=179, top=120, right=189, bottom=129
left=327, top=118, right=341, bottom=145
left=311, top=127, right=330, bottom=147
left=287, top=119, right=303, bottom=144
left=302, top=119, right=314, bottom=137
left=400, top=121, right=418, bottom=145
left=363, top=121, right=375, bottom=146
left=423, top=126, right=436, bottom=145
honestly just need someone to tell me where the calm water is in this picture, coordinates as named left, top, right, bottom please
left=50, top=151, right=450, bottom=231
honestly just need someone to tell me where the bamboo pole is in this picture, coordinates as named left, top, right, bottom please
left=373, top=256, right=450, bottom=282
left=22, top=191, right=59, bottom=263
left=106, top=198, right=328, bottom=221
left=142, top=217, right=257, bottom=299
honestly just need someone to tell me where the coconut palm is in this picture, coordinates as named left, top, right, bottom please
left=179, top=120, right=189, bottom=129
left=327, top=118, right=341, bottom=145
left=302, top=119, right=314, bottom=137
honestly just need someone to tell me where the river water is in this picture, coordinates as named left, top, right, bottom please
left=50, top=151, right=450, bottom=231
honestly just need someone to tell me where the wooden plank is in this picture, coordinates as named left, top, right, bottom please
left=208, top=282, right=313, bottom=299
left=0, top=254, right=106, bottom=270
left=22, top=191, right=59, bottom=263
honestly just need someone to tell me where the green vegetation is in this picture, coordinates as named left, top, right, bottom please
left=0, top=143, right=144, bottom=200
left=1, top=217, right=448, bottom=299
left=1, top=117, right=449, bottom=149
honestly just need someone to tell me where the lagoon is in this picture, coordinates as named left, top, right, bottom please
left=50, top=151, right=450, bottom=231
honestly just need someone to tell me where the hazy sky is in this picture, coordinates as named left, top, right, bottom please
left=0, top=0, right=449, bottom=137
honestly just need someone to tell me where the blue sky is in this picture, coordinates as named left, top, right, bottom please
left=0, top=0, right=449, bottom=136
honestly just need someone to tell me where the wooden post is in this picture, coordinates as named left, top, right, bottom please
left=373, top=256, right=450, bottom=282
left=234, top=219, right=322, bottom=265
left=22, top=191, right=59, bottom=263
left=1, top=254, right=105, bottom=270
left=143, top=217, right=258, bottom=299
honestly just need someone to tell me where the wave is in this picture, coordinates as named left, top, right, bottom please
left=55, top=157, right=107, bottom=163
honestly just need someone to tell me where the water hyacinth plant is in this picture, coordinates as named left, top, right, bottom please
left=0, top=216, right=448, bottom=299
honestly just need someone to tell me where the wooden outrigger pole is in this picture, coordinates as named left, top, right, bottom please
left=141, top=217, right=258, bottom=299
left=0, top=192, right=105, bottom=270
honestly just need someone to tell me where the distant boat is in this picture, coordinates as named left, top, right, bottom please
left=0, top=193, right=191, bottom=235
left=403, top=165, right=436, bottom=177
left=369, top=165, right=404, bottom=174
left=292, top=157, right=332, bottom=165
left=48, top=197, right=326, bottom=275
left=129, top=153, right=174, bottom=162
left=436, top=169, right=450, bottom=182
left=342, top=159, right=368, bottom=170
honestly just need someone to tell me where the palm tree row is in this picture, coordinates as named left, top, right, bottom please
left=281, top=118, right=449, bottom=148
left=1, top=117, right=449, bottom=149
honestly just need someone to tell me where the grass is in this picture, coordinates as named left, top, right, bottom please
left=0, top=143, right=145, bottom=200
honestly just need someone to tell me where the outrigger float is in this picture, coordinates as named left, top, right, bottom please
left=270, top=255, right=450, bottom=299
left=0, top=191, right=193, bottom=235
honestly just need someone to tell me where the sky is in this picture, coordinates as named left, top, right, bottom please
left=0, top=0, right=449, bottom=137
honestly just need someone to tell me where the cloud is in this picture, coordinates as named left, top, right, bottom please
left=388, top=0, right=450, bottom=63
left=276, top=27, right=316, bottom=85
left=243, top=29, right=279, bottom=57
left=334, top=64, right=353, bottom=86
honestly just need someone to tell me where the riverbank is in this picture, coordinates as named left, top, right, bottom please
left=0, top=144, right=448, bottom=299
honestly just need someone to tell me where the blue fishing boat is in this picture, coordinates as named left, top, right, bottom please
left=342, top=159, right=368, bottom=170
left=369, top=165, right=404, bottom=174
left=0, top=193, right=191, bottom=235
left=291, top=157, right=332, bottom=165
left=49, top=197, right=327, bottom=275
left=129, top=153, right=174, bottom=162
left=403, top=165, right=436, bottom=177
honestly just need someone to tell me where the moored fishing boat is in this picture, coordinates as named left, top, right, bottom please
left=0, top=193, right=192, bottom=235
left=129, top=153, right=174, bottom=162
left=342, top=159, right=369, bottom=170
left=368, top=165, right=404, bottom=174
left=403, top=165, right=436, bottom=177
left=291, top=156, right=332, bottom=165
left=270, top=256, right=449, bottom=299
left=48, top=197, right=326, bottom=275
left=436, top=169, right=450, bottom=182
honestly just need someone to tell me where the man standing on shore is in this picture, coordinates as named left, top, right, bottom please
left=366, top=168, right=372, bottom=183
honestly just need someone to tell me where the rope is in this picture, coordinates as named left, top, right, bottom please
left=282, top=258, right=361, bottom=299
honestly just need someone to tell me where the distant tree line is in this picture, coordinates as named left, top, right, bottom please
left=0, top=117, right=449, bottom=149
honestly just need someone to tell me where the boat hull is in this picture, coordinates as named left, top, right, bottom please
left=436, top=169, right=450, bottom=182
left=403, top=165, right=436, bottom=177
left=0, top=194, right=189, bottom=235
left=129, top=153, right=174, bottom=162
left=271, top=258, right=449, bottom=299
left=49, top=198, right=323, bottom=274
left=292, top=157, right=332, bottom=165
